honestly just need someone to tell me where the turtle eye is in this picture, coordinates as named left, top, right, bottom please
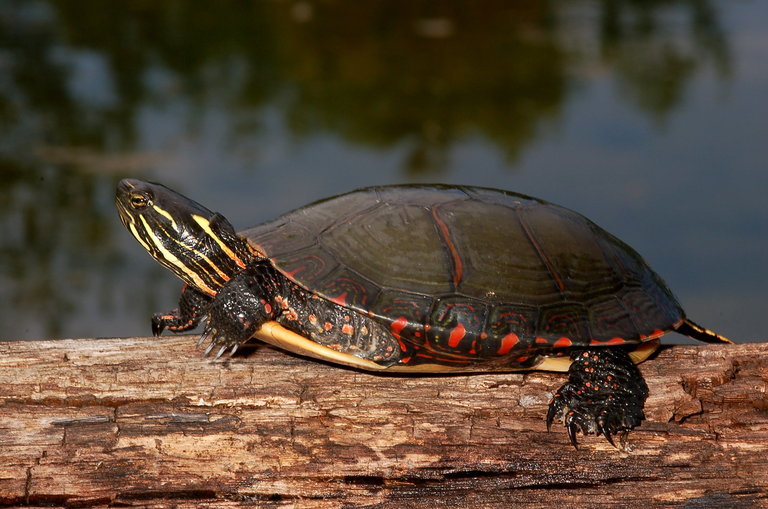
left=130, top=192, right=151, bottom=210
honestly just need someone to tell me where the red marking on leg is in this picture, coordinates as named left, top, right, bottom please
left=553, top=337, right=572, bottom=348
left=497, top=333, right=519, bottom=355
left=342, top=324, right=354, bottom=335
left=324, top=322, right=333, bottom=331
left=448, top=323, right=466, bottom=348
left=308, top=314, right=318, bottom=325
left=391, top=316, right=409, bottom=352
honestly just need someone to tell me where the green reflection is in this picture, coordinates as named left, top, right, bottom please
left=0, top=0, right=734, bottom=339
left=596, top=0, right=729, bottom=120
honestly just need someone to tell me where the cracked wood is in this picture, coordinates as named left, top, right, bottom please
left=0, top=337, right=767, bottom=508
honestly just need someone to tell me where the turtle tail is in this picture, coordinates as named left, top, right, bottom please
left=675, top=318, right=733, bottom=344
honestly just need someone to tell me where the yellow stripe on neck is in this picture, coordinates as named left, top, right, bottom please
left=192, top=214, right=247, bottom=269
left=139, top=215, right=217, bottom=296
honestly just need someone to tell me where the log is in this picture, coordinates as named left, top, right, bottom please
left=1, top=336, right=767, bottom=508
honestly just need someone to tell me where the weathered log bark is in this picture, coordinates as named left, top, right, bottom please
left=1, top=336, right=767, bottom=508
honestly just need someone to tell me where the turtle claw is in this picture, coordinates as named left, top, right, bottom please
left=545, top=402, right=558, bottom=433
left=196, top=330, right=210, bottom=348
left=198, top=322, right=242, bottom=359
left=566, top=419, right=580, bottom=449
left=214, top=345, right=228, bottom=359
left=151, top=314, right=166, bottom=337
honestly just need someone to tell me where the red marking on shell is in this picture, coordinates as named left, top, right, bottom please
left=401, top=356, right=412, bottom=364
left=431, top=207, right=463, bottom=289
left=535, top=337, right=548, bottom=344
left=516, top=356, right=528, bottom=363
left=553, top=337, right=572, bottom=348
left=342, top=324, right=354, bottom=335
left=448, top=323, right=466, bottom=348
left=639, top=329, right=666, bottom=340
left=391, top=316, right=408, bottom=338
left=605, top=337, right=626, bottom=345
left=414, top=332, right=422, bottom=338
left=497, top=333, right=519, bottom=355
left=480, top=332, right=488, bottom=340
left=284, top=266, right=305, bottom=278
left=332, top=292, right=348, bottom=306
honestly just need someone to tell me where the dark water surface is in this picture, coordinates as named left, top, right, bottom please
left=1, top=1, right=765, bottom=343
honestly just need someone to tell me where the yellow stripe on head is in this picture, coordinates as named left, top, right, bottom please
left=152, top=205, right=178, bottom=230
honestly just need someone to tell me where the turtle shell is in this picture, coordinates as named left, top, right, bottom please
left=241, top=185, right=683, bottom=365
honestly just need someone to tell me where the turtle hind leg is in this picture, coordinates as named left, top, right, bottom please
left=546, top=347, right=649, bottom=450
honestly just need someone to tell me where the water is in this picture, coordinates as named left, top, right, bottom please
left=1, top=0, right=765, bottom=343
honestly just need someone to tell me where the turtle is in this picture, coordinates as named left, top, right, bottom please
left=115, top=179, right=731, bottom=448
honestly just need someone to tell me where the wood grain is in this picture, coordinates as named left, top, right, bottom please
left=1, top=336, right=767, bottom=507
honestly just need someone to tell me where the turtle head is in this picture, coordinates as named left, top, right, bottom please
left=116, top=178, right=251, bottom=296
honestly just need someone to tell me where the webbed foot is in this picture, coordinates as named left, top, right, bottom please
left=546, top=348, right=649, bottom=449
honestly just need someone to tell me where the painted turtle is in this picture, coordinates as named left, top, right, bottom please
left=116, top=179, right=731, bottom=448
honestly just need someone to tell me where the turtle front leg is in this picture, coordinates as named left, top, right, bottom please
left=200, top=264, right=277, bottom=358
left=546, top=348, right=649, bottom=449
left=152, top=284, right=212, bottom=336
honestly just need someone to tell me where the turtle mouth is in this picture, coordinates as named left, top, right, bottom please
left=115, top=180, right=140, bottom=231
